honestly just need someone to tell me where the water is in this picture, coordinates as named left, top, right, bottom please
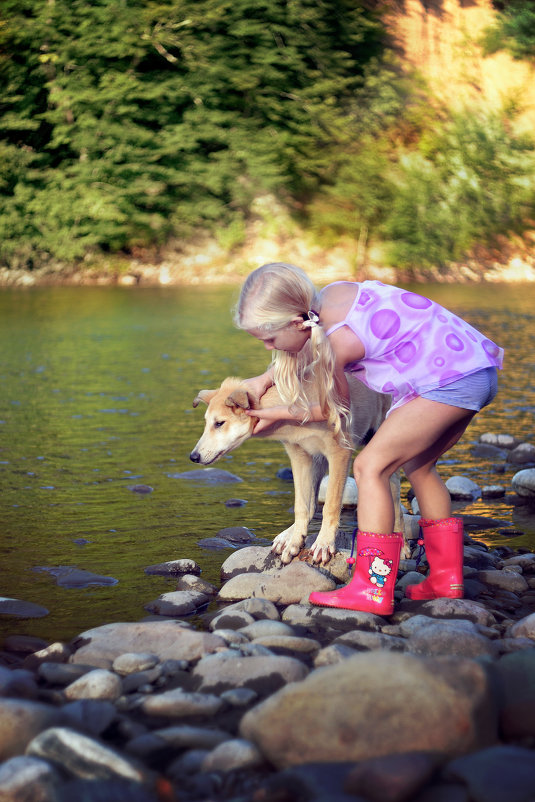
left=0, top=282, right=534, bottom=642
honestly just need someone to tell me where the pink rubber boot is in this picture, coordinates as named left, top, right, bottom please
left=405, top=517, right=464, bottom=600
left=309, top=530, right=403, bottom=615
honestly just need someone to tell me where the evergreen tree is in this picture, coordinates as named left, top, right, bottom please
left=0, top=0, right=385, bottom=267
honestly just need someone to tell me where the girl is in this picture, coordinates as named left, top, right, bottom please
left=234, top=263, right=503, bottom=615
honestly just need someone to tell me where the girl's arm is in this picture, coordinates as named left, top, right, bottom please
left=246, top=402, right=326, bottom=435
left=242, top=366, right=274, bottom=401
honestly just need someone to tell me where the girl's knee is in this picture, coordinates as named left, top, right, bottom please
left=353, top=453, right=383, bottom=484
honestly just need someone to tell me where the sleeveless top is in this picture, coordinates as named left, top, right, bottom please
left=323, top=280, right=504, bottom=413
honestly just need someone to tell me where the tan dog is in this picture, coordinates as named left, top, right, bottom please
left=190, top=375, right=405, bottom=564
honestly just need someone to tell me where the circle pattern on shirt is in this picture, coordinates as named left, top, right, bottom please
left=370, top=309, right=400, bottom=340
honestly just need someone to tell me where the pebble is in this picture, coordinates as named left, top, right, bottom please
left=0, top=471, right=535, bottom=802
left=27, top=726, right=147, bottom=782
left=63, top=669, right=123, bottom=702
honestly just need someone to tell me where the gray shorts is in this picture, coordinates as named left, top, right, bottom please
left=420, top=367, right=498, bottom=411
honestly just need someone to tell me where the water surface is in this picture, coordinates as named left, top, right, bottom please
left=0, top=282, right=533, bottom=641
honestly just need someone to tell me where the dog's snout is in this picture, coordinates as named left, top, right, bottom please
left=190, top=450, right=200, bottom=463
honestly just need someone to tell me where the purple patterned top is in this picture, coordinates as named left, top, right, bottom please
left=323, top=281, right=504, bottom=412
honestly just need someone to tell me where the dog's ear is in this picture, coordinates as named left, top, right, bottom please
left=225, top=389, right=254, bottom=410
left=192, top=389, right=217, bottom=408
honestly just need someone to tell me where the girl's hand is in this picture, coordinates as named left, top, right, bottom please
left=242, top=370, right=274, bottom=403
left=246, top=405, right=295, bottom=435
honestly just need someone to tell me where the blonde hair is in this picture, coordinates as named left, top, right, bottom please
left=234, top=262, right=349, bottom=440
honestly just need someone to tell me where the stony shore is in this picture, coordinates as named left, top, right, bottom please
left=1, top=436, right=535, bottom=802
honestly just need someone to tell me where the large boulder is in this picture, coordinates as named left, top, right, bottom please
left=240, top=651, right=498, bottom=768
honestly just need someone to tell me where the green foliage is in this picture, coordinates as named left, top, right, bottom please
left=482, top=1, right=535, bottom=60
left=382, top=110, right=535, bottom=269
left=0, top=0, right=385, bottom=267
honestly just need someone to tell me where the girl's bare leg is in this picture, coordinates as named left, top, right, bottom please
left=353, top=397, right=475, bottom=533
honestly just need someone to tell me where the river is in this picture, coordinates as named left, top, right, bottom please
left=0, top=282, right=534, bottom=642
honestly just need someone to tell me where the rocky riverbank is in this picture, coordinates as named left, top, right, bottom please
left=1, top=224, right=535, bottom=289
left=1, top=435, right=535, bottom=802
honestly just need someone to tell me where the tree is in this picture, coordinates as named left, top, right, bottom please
left=0, top=0, right=386, bottom=267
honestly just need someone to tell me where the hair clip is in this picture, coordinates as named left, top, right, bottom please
left=302, top=309, right=320, bottom=328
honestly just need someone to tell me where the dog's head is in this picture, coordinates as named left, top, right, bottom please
left=189, top=378, right=258, bottom=465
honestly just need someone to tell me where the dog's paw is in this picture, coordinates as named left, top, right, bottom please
left=271, top=526, right=306, bottom=564
left=309, top=540, right=336, bottom=565
left=401, top=540, right=411, bottom=560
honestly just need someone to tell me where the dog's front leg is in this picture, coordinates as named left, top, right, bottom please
left=309, top=446, right=352, bottom=565
left=271, top=444, right=315, bottom=564
left=390, top=470, right=411, bottom=558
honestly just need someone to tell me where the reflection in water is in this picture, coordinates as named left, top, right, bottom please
left=0, top=282, right=534, bottom=641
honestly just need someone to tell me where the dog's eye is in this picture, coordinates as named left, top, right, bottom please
left=214, top=421, right=225, bottom=428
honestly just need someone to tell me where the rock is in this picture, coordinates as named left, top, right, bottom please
left=192, top=653, right=308, bottom=696
left=511, top=469, right=535, bottom=498
left=63, top=669, right=123, bottom=702
left=445, top=744, right=535, bottom=802
left=251, top=635, right=321, bottom=655
left=318, top=475, right=358, bottom=506
left=52, top=778, right=157, bottom=802
left=276, top=467, right=293, bottom=481
left=253, top=762, right=359, bottom=802
left=461, top=546, right=501, bottom=571
left=143, top=590, right=209, bottom=616
left=239, top=620, right=295, bottom=640
left=344, top=751, right=440, bottom=802
left=33, top=567, right=118, bottom=589
left=477, top=570, right=529, bottom=594
left=471, top=443, right=508, bottom=460
left=220, top=546, right=281, bottom=581
left=313, top=643, right=359, bottom=667
left=232, top=598, right=282, bottom=620
left=139, top=689, right=224, bottom=718
left=216, top=526, right=255, bottom=544
left=510, top=612, right=535, bottom=640
left=62, top=700, right=117, bottom=738
left=176, top=575, right=218, bottom=596
left=69, top=622, right=225, bottom=668
left=224, top=498, right=247, bottom=507
left=446, top=476, right=481, bottom=501
left=501, top=553, right=535, bottom=571
left=481, top=485, right=506, bottom=499
left=24, top=643, right=72, bottom=670
left=0, top=597, right=49, bottom=619
left=168, top=468, right=243, bottom=484
left=0, top=755, right=61, bottom=802
left=333, top=629, right=406, bottom=653
left=480, top=433, right=518, bottom=449
left=27, top=727, right=147, bottom=782
left=2, top=636, right=49, bottom=655
left=219, top=561, right=336, bottom=604
left=399, top=616, right=497, bottom=659
left=150, top=725, right=229, bottom=751
left=144, top=559, right=201, bottom=576
left=494, top=649, right=535, bottom=739
left=112, top=653, right=160, bottom=676
left=208, top=610, right=256, bottom=631
left=508, top=443, right=535, bottom=466
left=37, top=663, right=94, bottom=686
left=282, top=603, right=384, bottom=635
left=239, top=652, right=498, bottom=768
left=220, top=688, right=258, bottom=707
left=201, top=739, right=265, bottom=773
left=0, top=700, right=66, bottom=761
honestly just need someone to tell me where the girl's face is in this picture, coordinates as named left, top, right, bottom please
left=247, top=319, right=311, bottom=353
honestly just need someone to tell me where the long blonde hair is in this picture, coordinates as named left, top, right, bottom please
left=234, top=263, right=348, bottom=439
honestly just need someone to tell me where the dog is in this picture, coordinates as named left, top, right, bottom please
left=190, top=374, right=406, bottom=564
